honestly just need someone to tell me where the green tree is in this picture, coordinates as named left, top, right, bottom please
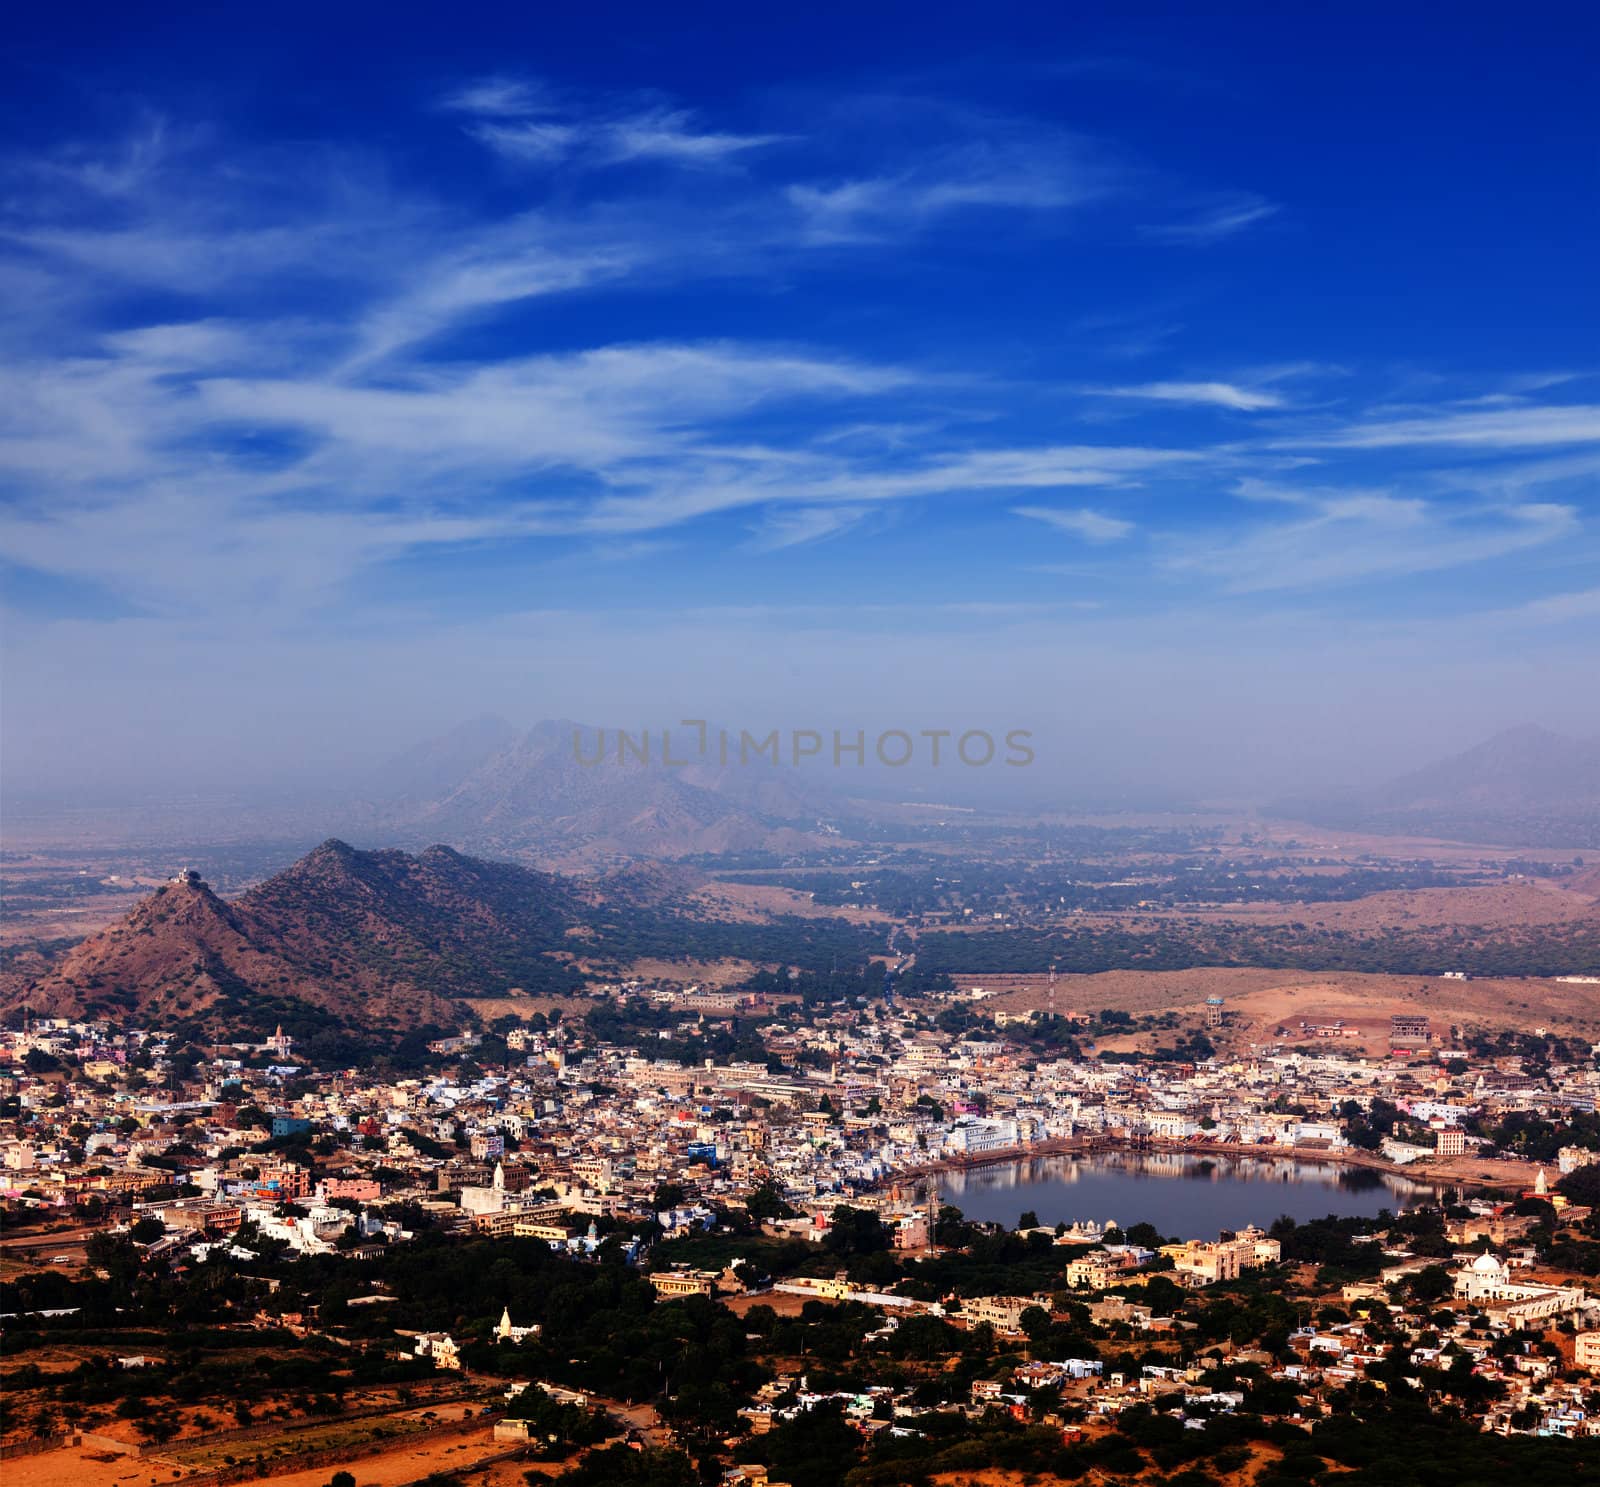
left=746, top=1179, right=795, bottom=1222
left=544, top=1444, right=696, bottom=1487
left=824, top=1205, right=888, bottom=1257
left=763, top=1400, right=863, bottom=1487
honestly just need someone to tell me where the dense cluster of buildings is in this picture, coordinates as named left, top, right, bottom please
left=5, top=991, right=1600, bottom=1437
left=4, top=1002, right=1597, bottom=1234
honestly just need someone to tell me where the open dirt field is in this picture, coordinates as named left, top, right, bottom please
left=240, top=1426, right=509, bottom=1487
left=0, top=899, right=141, bottom=946
left=908, top=1436, right=1288, bottom=1487
left=689, top=880, right=892, bottom=925
left=1210, top=815, right=1600, bottom=863
left=464, top=994, right=590, bottom=1021
left=3, top=1425, right=511, bottom=1487
left=1173, top=879, right=1600, bottom=931
left=0, top=1227, right=95, bottom=1276
left=600, top=957, right=756, bottom=987
left=1420, top=1153, right=1549, bottom=1187
left=722, top=1289, right=818, bottom=1318
left=982, top=966, right=1600, bottom=1045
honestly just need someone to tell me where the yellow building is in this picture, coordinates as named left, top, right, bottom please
left=1066, top=1254, right=1118, bottom=1289
left=650, top=1270, right=717, bottom=1297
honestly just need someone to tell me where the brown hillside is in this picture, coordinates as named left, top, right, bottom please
left=8, top=841, right=593, bottom=1038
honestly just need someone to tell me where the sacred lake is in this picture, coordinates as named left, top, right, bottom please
left=938, top=1149, right=1438, bottom=1236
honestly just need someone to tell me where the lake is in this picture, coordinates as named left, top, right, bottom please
left=938, top=1149, right=1437, bottom=1239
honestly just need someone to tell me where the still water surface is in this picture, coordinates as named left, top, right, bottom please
left=939, top=1150, right=1436, bottom=1237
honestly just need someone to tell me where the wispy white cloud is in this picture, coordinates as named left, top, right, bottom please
left=1164, top=493, right=1579, bottom=592
left=200, top=342, right=917, bottom=477
left=1230, top=477, right=1317, bottom=505
left=1087, top=380, right=1285, bottom=411
left=596, top=108, right=787, bottom=166
left=748, top=505, right=871, bottom=551
left=788, top=166, right=1083, bottom=238
left=471, top=111, right=786, bottom=169
left=26, top=114, right=185, bottom=198
left=1144, top=192, right=1278, bottom=244
left=445, top=74, right=786, bottom=171
left=438, top=76, right=558, bottom=119
left=786, top=125, right=1116, bottom=242
left=1014, top=505, right=1135, bottom=542
left=555, top=441, right=1193, bottom=537
left=341, top=228, right=654, bottom=369
left=1433, top=448, right=1600, bottom=506
left=2, top=101, right=1593, bottom=652
left=466, top=121, right=581, bottom=164
left=1500, top=370, right=1591, bottom=394
left=1486, top=587, right=1600, bottom=624
left=1278, top=404, right=1600, bottom=450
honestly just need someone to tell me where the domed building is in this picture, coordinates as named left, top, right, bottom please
left=1453, top=1250, right=1511, bottom=1302
left=1453, top=1248, right=1585, bottom=1320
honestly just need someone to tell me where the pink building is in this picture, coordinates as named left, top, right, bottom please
left=322, top=1177, right=382, bottom=1202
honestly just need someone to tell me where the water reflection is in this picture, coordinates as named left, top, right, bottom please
left=940, top=1150, right=1432, bottom=1236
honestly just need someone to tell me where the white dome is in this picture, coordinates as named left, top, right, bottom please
left=1471, top=1252, right=1504, bottom=1273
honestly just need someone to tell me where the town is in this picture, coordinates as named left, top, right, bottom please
left=5, top=975, right=1600, bottom=1487
left=7, top=3, right=1600, bottom=1483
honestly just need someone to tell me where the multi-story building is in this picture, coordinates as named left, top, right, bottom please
left=962, top=1294, right=1049, bottom=1334
left=650, top=1269, right=717, bottom=1298
left=1390, top=1014, right=1430, bottom=1046
left=944, top=1118, right=1020, bottom=1155
left=1066, top=1253, right=1119, bottom=1289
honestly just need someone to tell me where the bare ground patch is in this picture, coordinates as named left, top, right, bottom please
left=982, top=967, right=1600, bottom=1044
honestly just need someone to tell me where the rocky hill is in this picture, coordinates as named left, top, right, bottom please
left=9, top=841, right=593, bottom=1042
left=3, top=838, right=887, bottom=1049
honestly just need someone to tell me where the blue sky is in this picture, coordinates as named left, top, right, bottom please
left=3, top=2, right=1598, bottom=802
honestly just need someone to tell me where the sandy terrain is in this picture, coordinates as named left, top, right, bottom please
left=0, top=1228, right=94, bottom=1276
left=0, top=899, right=143, bottom=946
left=207, top=1427, right=505, bottom=1487
left=464, top=994, right=589, bottom=1021
left=690, top=881, right=892, bottom=925
left=1206, top=815, right=1600, bottom=863
left=722, top=1289, right=819, bottom=1318
left=1411, top=1153, right=1549, bottom=1187
left=982, top=966, right=1600, bottom=1044
left=4, top=1425, right=511, bottom=1487
left=1173, top=880, right=1599, bottom=931
left=909, top=1433, right=1286, bottom=1487
left=599, top=957, right=757, bottom=987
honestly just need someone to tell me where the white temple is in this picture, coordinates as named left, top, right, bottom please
left=1453, top=1250, right=1584, bottom=1321
left=495, top=1305, right=538, bottom=1344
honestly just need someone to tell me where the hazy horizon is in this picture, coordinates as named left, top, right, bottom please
left=6, top=709, right=1600, bottom=825
left=3, top=5, right=1598, bottom=818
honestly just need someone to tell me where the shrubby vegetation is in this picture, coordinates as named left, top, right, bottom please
left=917, top=918, right=1600, bottom=978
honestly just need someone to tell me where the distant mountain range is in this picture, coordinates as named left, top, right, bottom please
left=364, top=717, right=842, bottom=862
left=1269, top=725, right=1600, bottom=848
left=6, top=840, right=600, bottom=1043
left=19, top=715, right=1597, bottom=865
left=384, top=718, right=1600, bottom=856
